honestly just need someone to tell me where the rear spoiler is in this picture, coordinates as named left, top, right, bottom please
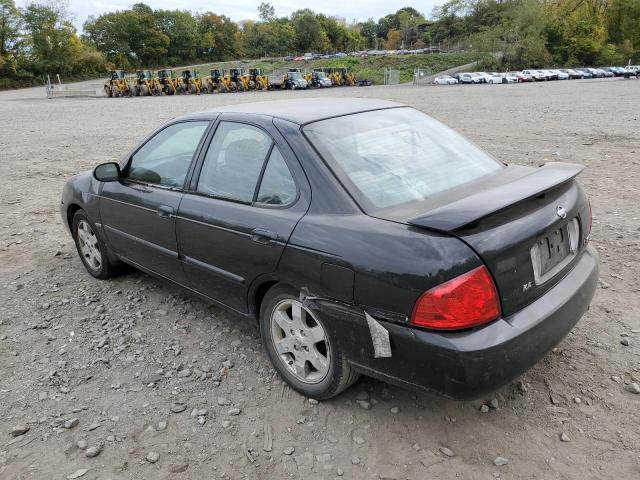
left=407, top=162, right=584, bottom=232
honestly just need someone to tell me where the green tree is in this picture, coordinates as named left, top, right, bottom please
left=291, top=9, right=322, bottom=52
left=0, top=0, right=19, bottom=56
left=258, top=2, right=275, bottom=22
left=155, top=9, right=199, bottom=62
left=197, top=12, right=241, bottom=60
left=84, top=6, right=169, bottom=67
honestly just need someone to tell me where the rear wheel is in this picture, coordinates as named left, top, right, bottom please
left=140, top=84, right=149, bottom=96
left=260, top=285, right=359, bottom=400
left=72, top=210, right=115, bottom=280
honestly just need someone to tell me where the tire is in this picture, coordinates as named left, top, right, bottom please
left=111, top=85, right=120, bottom=98
left=104, top=86, right=112, bottom=97
left=218, top=83, right=227, bottom=93
left=71, top=210, right=115, bottom=280
left=260, top=285, right=359, bottom=400
left=140, top=85, right=149, bottom=96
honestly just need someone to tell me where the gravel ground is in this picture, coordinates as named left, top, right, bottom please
left=1, top=78, right=639, bottom=480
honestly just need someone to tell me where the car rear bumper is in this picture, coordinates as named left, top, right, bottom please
left=313, top=246, right=598, bottom=400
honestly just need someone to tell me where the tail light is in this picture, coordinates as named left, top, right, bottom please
left=411, top=266, right=501, bottom=331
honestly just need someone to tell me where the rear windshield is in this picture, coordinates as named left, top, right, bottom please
left=303, top=107, right=502, bottom=210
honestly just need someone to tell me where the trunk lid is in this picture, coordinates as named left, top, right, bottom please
left=373, top=163, right=591, bottom=316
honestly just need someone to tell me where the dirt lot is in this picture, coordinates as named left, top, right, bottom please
left=1, top=79, right=639, bottom=480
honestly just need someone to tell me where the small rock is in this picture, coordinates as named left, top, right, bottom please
left=10, top=425, right=30, bottom=437
left=357, top=400, right=371, bottom=410
left=146, top=451, right=160, bottom=463
left=488, top=398, right=499, bottom=409
left=66, top=469, right=89, bottom=479
left=228, top=408, right=241, bottom=416
left=85, top=422, right=101, bottom=431
left=85, top=445, right=102, bottom=458
left=480, top=404, right=490, bottom=413
left=353, top=435, right=365, bottom=445
left=191, top=408, right=208, bottom=417
left=77, top=440, right=88, bottom=450
left=157, top=420, right=168, bottom=431
left=197, top=416, right=206, bottom=426
left=351, top=456, right=361, bottom=465
left=624, top=382, right=640, bottom=394
left=170, top=403, right=187, bottom=413
left=221, top=420, right=232, bottom=428
left=283, top=447, right=295, bottom=455
left=620, top=338, right=630, bottom=346
left=494, top=456, right=509, bottom=466
left=573, top=397, right=582, bottom=404
left=337, top=467, right=344, bottom=476
left=217, top=397, right=231, bottom=406
left=222, top=360, right=234, bottom=369
left=308, top=398, right=319, bottom=405
left=390, top=407, right=399, bottom=414
left=355, top=391, right=369, bottom=401
left=64, top=418, right=79, bottom=429
left=560, top=432, right=571, bottom=442
left=168, top=461, right=189, bottom=473
left=439, top=447, right=455, bottom=457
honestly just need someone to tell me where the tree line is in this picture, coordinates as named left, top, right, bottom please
left=1, top=1, right=639, bottom=89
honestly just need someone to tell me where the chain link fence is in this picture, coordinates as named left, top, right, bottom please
left=412, top=68, right=434, bottom=85
left=383, top=68, right=400, bottom=85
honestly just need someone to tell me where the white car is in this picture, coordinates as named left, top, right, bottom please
left=551, top=69, right=569, bottom=80
left=474, top=72, right=493, bottom=83
left=488, top=73, right=505, bottom=84
left=522, top=69, right=546, bottom=81
left=433, top=75, right=458, bottom=85
left=503, top=73, right=519, bottom=83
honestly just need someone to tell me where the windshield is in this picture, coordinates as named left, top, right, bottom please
left=304, top=107, right=502, bottom=210
left=289, top=72, right=302, bottom=80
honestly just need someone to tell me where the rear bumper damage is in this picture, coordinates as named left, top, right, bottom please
left=308, top=246, right=599, bottom=400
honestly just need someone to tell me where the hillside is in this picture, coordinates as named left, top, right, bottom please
left=177, top=52, right=494, bottom=85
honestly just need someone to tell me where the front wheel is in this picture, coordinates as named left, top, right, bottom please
left=260, top=285, right=359, bottom=400
left=72, top=210, right=116, bottom=279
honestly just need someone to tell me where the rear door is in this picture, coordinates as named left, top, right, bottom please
left=99, top=120, right=210, bottom=283
left=176, top=116, right=310, bottom=313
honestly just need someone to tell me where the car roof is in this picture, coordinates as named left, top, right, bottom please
left=178, top=98, right=404, bottom=125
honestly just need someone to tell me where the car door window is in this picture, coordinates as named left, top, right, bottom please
left=197, top=122, right=272, bottom=202
left=127, top=121, right=209, bottom=188
left=256, top=147, right=297, bottom=206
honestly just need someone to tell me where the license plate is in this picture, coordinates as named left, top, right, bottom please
left=530, top=220, right=578, bottom=284
left=537, top=227, right=570, bottom=275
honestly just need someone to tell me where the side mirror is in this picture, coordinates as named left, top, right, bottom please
left=93, top=162, right=121, bottom=182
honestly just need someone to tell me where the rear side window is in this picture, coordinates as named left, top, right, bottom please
left=304, top=108, right=502, bottom=210
left=197, top=122, right=272, bottom=203
left=127, top=121, right=208, bottom=188
left=256, top=148, right=297, bottom=206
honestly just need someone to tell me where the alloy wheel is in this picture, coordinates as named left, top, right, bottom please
left=77, top=220, right=102, bottom=272
left=270, top=299, right=331, bottom=384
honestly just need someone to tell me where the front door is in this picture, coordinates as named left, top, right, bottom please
left=176, top=118, right=309, bottom=313
left=99, top=120, right=210, bottom=283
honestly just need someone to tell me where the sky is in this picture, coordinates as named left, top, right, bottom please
left=16, top=1, right=442, bottom=30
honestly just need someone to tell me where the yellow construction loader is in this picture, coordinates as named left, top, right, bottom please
left=157, top=69, right=180, bottom=95
left=104, top=70, right=132, bottom=97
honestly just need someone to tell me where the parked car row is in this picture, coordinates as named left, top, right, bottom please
left=433, top=66, right=640, bottom=85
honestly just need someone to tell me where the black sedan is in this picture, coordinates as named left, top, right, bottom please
left=60, top=99, right=598, bottom=400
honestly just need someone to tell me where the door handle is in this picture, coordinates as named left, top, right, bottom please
left=157, top=205, right=175, bottom=219
left=251, top=228, right=278, bottom=245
